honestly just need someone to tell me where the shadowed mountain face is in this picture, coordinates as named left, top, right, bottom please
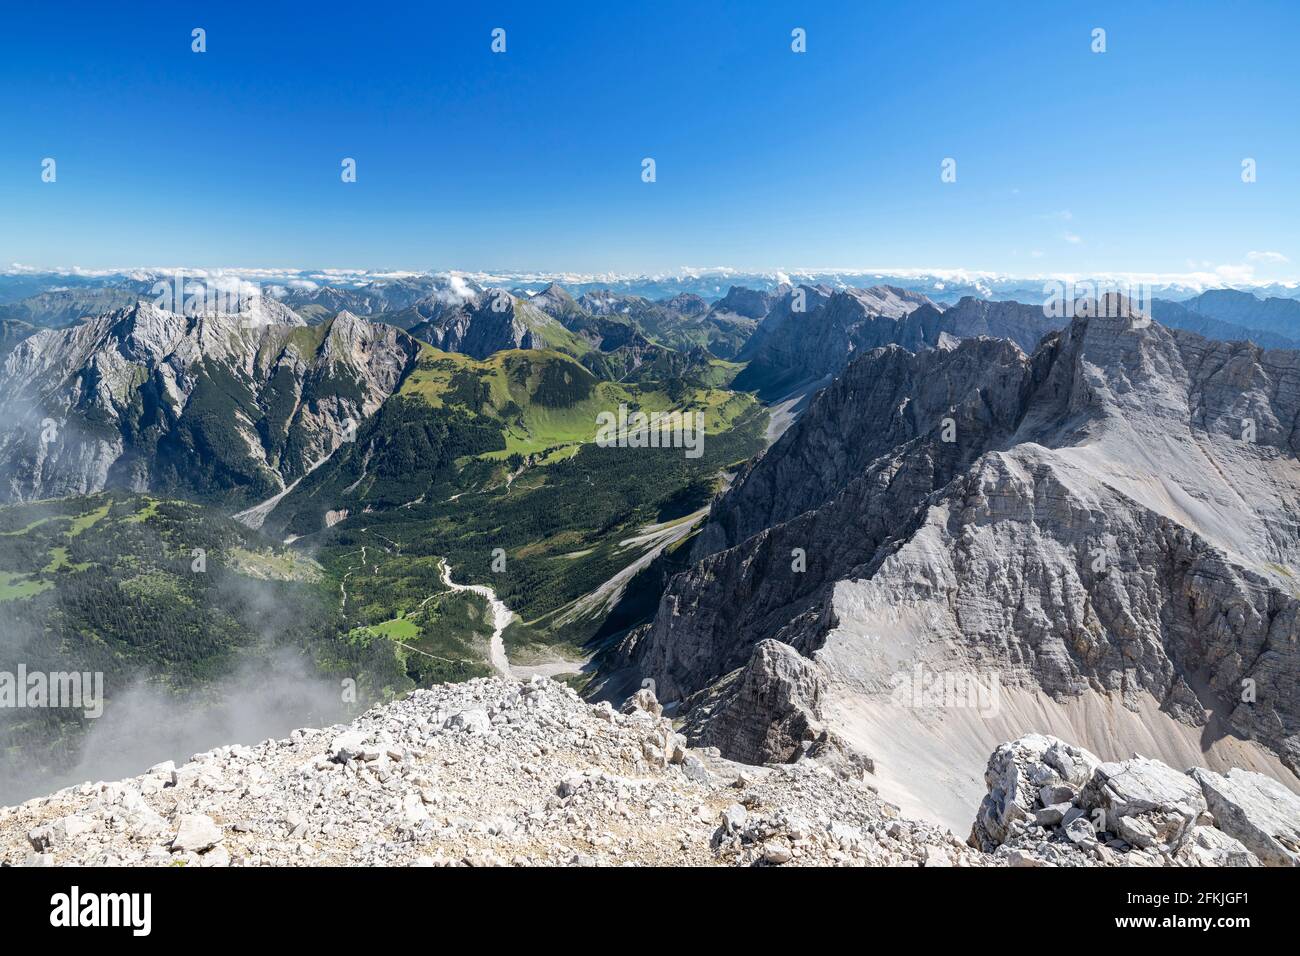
left=1154, top=290, right=1300, bottom=350
left=618, top=300, right=1300, bottom=824
left=0, top=319, right=35, bottom=358
left=1181, top=289, right=1300, bottom=338
left=733, top=286, right=1061, bottom=397
left=0, top=302, right=419, bottom=505
left=276, top=277, right=435, bottom=322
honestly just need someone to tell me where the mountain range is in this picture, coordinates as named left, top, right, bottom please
left=612, top=299, right=1300, bottom=829
left=1, top=274, right=1298, bottom=858
left=0, top=302, right=416, bottom=505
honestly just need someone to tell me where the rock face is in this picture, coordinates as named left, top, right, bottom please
left=1153, top=297, right=1300, bottom=351
left=1189, top=767, right=1300, bottom=866
left=679, top=640, right=874, bottom=780
left=708, top=285, right=784, bottom=321
left=0, top=319, right=36, bottom=359
left=972, top=734, right=1300, bottom=867
left=735, top=285, right=932, bottom=395
left=736, top=288, right=1063, bottom=398
left=1173, top=289, right=1300, bottom=343
left=406, top=288, right=576, bottom=359
left=681, top=640, right=826, bottom=763
left=0, top=286, right=143, bottom=329
left=621, top=304, right=1300, bottom=811
left=904, top=296, right=1064, bottom=353
left=0, top=676, right=989, bottom=868
left=659, top=292, right=710, bottom=318
left=0, top=302, right=419, bottom=504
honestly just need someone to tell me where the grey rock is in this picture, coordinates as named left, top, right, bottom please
left=444, top=709, right=492, bottom=735
left=1175, top=825, right=1260, bottom=867
left=1039, top=783, right=1077, bottom=805
left=623, top=308, right=1300, bottom=807
left=679, top=639, right=872, bottom=780
left=1082, top=757, right=1205, bottom=850
left=621, top=687, right=663, bottom=718
left=760, top=841, right=793, bottom=865
left=971, top=735, right=1100, bottom=851
left=1035, top=803, right=1072, bottom=827
left=1063, top=814, right=1097, bottom=845
left=27, top=814, right=95, bottom=851
left=1189, top=767, right=1300, bottom=866
left=171, top=814, right=222, bottom=853
left=680, top=754, right=715, bottom=785
left=330, top=731, right=369, bottom=763
left=720, top=804, right=747, bottom=833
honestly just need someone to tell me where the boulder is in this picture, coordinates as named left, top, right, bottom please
left=27, top=814, right=96, bottom=851
left=444, top=709, right=491, bottom=735
left=621, top=687, right=663, bottom=718
left=1175, top=825, right=1260, bottom=867
left=970, top=734, right=1099, bottom=851
left=720, top=803, right=747, bottom=834
left=329, top=730, right=369, bottom=763
left=171, top=814, right=222, bottom=853
left=1081, top=757, right=1205, bottom=851
left=1189, top=767, right=1300, bottom=867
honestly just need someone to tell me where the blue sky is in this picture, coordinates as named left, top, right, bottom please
left=2, top=0, right=1297, bottom=279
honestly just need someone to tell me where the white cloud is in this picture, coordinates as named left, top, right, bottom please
left=1213, top=263, right=1256, bottom=284
left=1061, top=232, right=1082, bottom=244
left=430, top=272, right=479, bottom=307
left=1247, top=250, right=1289, bottom=264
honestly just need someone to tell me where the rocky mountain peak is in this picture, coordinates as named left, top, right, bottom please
left=711, top=285, right=785, bottom=319
left=536, top=282, right=576, bottom=304
left=659, top=292, right=709, bottom=317
left=620, top=312, right=1300, bottom=830
left=0, top=307, right=419, bottom=504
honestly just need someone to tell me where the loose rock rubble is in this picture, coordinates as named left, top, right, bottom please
left=4, top=683, right=1295, bottom=868
left=0, top=677, right=982, bottom=867
left=970, top=734, right=1300, bottom=867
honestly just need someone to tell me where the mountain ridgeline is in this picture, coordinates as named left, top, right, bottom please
left=0, top=302, right=419, bottom=505
left=613, top=298, right=1300, bottom=829
left=3, top=274, right=1300, bottom=843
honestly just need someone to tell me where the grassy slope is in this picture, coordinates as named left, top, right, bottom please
left=403, top=345, right=755, bottom=455
left=302, top=398, right=768, bottom=657
left=266, top=334, right=768, bottom=670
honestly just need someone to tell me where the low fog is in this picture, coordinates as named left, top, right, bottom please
left=0, top=649, right=352, bottom=805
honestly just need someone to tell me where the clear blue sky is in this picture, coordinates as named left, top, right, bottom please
left=2, top=0, right=1297, bottom=279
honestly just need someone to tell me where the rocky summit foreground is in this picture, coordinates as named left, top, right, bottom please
left=0, top=677, right=978, bottom=867
left=3, top=676, right=1297, bottom=868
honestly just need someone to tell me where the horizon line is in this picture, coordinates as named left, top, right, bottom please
left=6, top=263, right=1299, bottom=291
